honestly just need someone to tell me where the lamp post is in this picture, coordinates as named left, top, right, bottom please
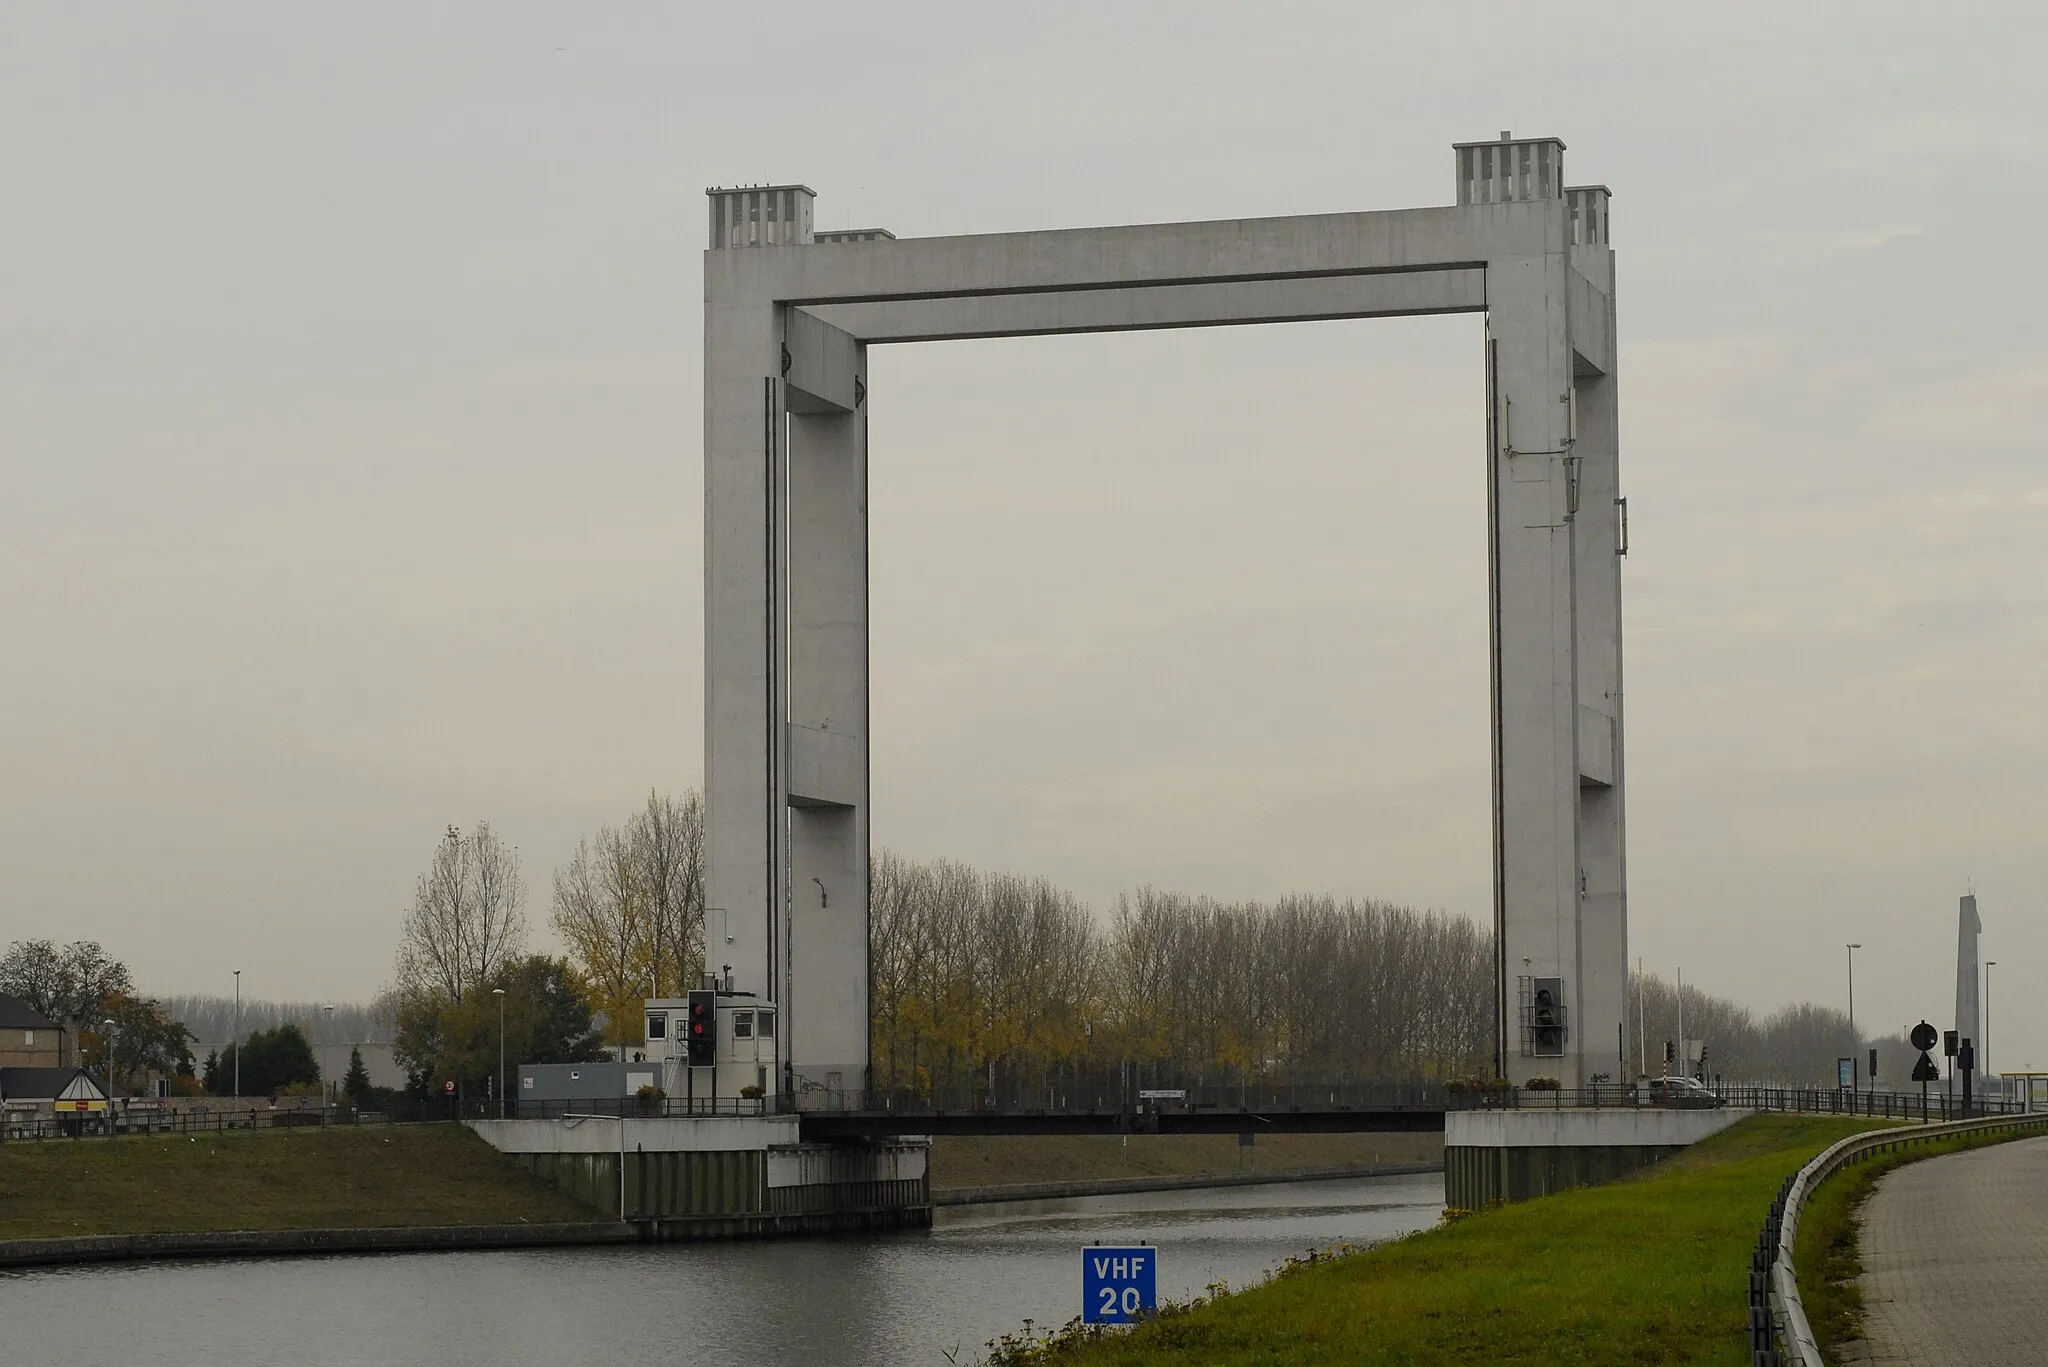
left=323, top=1004, right=336, bottom=1108
left=232, top=970, right=241, bottom=1100
left=492, top=987, right=507, bottom=1120
left=1985, top=961, right=1997, bottom=1095
left=102, top=1016, right=118, bottom=1129
left=1846, top=944, right=1861, bottom=1097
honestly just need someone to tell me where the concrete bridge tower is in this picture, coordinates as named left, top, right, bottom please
left=701, top=136, right=1629, bottom=1098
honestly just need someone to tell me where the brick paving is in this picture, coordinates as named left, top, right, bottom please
left=1857, top=1133, right=2048, bottom=1365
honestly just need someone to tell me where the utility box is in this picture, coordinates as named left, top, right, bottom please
left=518, top=1062, right=663, bottom=1110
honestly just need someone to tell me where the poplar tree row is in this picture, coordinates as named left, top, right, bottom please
left=869, top=852, right=1496, bottom=1101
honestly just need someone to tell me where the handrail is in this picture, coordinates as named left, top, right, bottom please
left=1754, top=1111, right=2048, bottom=1366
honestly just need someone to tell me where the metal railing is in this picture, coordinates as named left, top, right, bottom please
left=9, top=1078, right=2029, bottom=1141
left=1749, top=1111, right=2048, bottom=1366
left=513, top=1096, right=772, bottom=1121
left=0, top=1096, right=485, bottom=1142
left=1458, top=1084, right=2035, bottom=1118
left=818, top=1078, right=1450, bottom=1117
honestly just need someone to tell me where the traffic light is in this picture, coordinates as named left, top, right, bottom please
left=1530, top=976, right=1564, bottom=1056
left=1664, top=1040, right=1675, bottom=1064
left=686, top=990, right=717, bottom=1067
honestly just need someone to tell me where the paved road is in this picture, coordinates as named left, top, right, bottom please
left=1857, top=1133, right=2048, bottom=1365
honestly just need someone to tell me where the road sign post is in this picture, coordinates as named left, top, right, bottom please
left=1082, top=1246, right=1158, bottom=1325
left=1910, top=1021, right=1938, bottom=1120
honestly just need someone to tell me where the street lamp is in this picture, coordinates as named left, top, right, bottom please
left=492, top=988, right=507, bottom=1120
left=1846, top=944, right=1862, bottom=1094
left=232, top=970, right=242, bottom=1100
left=1985, top=961, right=1997, bottom=1088
left=323, top=1004, right=336, bottom=1107
left=102, top=1016, right=118, bottom=1132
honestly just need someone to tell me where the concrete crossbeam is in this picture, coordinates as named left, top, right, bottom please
left=801, top=267, right=1485, bottom=344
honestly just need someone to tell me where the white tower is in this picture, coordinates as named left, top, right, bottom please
left=1956, top=893, right=1982, bottom=1065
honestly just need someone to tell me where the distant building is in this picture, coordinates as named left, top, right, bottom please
left=0, top=994, right=63, bottom=1070
left=0, top=1066, right=108, bottom=1136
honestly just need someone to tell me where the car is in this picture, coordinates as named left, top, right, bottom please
left=1635, top=1076, right=1725, bottom=1108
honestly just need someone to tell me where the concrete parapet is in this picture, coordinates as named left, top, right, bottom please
left=468, top=1115, right=797, bottom=1154
left=1447, top=1107, right=1748, bottom=1150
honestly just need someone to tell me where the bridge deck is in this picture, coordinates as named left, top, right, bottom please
left=797, top=1107, right=1447, bottom=1141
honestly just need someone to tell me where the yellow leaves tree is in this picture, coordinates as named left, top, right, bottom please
left=550, top=790, right=706, bottom=1048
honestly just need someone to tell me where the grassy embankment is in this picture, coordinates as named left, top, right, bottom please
left=930, top=1133, right=1441, bottom=1192
left=0, top=1126, right=1440, bottom=1241
left=1011, top=1114, right=1883, bottom=1366
left=0, top=1125, right=592, bottom=1240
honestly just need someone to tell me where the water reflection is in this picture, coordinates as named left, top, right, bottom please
left=3, top=1172, right=1442, bottom=1366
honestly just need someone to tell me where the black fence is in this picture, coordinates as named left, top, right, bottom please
left=6, top=1076, right=2032, bottom=1142
left=513, top=1096, right=772, bottom=1121
left=825, top=1077, right=1449, bottom=1116
left=0, top=1094, right=504, bottom=1142
left=1454, top=1083, right=2033, bottom=1120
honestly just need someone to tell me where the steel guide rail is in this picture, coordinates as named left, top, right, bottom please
left=1751, top=1112, right=2048, bottom=1366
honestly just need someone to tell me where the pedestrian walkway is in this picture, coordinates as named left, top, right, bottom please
left=1857, top=1132, right=2048, bottom=1365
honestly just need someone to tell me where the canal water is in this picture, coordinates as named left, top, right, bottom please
left=2, top=1171, right=1442, bottom=1365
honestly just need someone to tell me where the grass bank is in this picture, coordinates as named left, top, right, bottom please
left=930, top=1133, right=1441, bottom=1193
left=1006, top=1114, right=1880, bottom=1366
left=0, top=1125, right=592, bottom=1240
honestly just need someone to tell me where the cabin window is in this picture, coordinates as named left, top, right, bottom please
left=646, top=1013, right=667, bottom=1040
left=732, top=1011, right=754, bottom=1039
left=755, top=1010, right=775, bottom=1040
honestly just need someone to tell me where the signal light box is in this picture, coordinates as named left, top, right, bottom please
left=1082, top=1246, right=1158, bottom=1324
left=686, top=989, right=718, bottom=1067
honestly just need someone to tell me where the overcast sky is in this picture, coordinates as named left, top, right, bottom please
left=2, top=4, right=2042, bottom=1063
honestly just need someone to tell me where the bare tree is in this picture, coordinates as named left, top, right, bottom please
left=1, top=939, right=136, bottom=1061
left=632, top=789, right=706, bottom=997
left=551, top=823, right=645, bottom=1044
left=0, top=939, right=70, bottom=1020
left=394, top=823, right=528, bottom=1006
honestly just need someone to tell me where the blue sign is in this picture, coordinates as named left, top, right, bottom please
left=1082, top=1245, right=1158, bottom=1324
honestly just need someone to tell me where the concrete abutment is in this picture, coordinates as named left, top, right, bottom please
left=1443, top=1108, right=1748, bottom=1208
left=468, top=1118, right=932, bottom=1238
